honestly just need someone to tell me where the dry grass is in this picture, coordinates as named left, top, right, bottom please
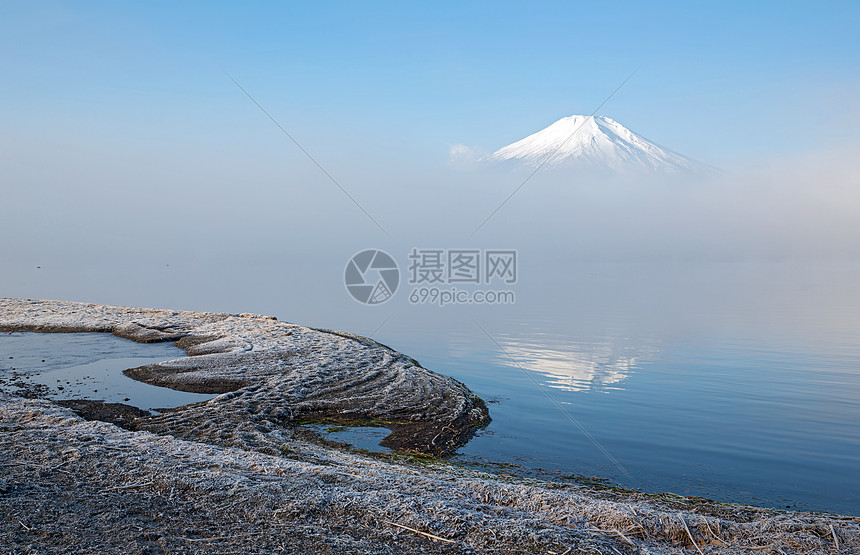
left=1, top=395, right=857, bottom=554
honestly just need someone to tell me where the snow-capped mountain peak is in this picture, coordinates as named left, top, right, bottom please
left=489, top=115, right=705, bottom=173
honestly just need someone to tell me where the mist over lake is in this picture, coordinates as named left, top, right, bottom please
left=4, top=152, right=860, bottom=513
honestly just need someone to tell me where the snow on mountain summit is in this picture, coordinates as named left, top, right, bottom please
left=489, top=115, right=706, bottom=173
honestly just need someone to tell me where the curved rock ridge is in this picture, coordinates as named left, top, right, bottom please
left=0, top=298, right=489, bottom=454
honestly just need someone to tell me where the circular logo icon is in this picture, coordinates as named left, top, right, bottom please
left=344, top=249, right=399, bottom=305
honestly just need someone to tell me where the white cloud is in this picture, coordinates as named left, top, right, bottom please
left=447, top=143, right=486, bottom=170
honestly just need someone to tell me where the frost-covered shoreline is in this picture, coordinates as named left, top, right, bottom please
left=1, top=298, right=857, bottom=554
left=0, top=298, right=489, bottom=454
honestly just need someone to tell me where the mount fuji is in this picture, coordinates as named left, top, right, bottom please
left=488, top=115, right=710, bottom=173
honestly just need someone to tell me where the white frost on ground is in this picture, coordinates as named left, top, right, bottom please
left=1, top=298, right=857, bottom=553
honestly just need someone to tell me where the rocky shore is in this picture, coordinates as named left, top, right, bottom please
left=0, top=298, right=489, bottom=455
left=1, top=298, right=857, bottom=554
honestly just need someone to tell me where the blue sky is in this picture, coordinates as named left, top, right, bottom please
left=2, top=1, right=858, bottom=168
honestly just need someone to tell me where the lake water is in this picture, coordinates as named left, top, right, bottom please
left=358, top=260, right=860, bottom=515
left=2, top=259, right=859, bottom=515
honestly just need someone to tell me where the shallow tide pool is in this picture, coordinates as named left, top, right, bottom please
left=0, top=332, right=213, bottom=412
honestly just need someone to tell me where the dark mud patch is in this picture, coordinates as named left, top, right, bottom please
left=56, top=399, right=149, bottom=430
left=173, top=333, right=224, bottom=352
left=0, top=322, right=113, bottom=334
left=295, top=392, right=489, bottom=457
left=123, top=363, right=246, bottom=394
left=112, top=322, right=189, bottom=343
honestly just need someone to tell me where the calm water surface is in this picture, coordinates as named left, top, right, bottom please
left=366, top=261, right=860, bottom=515
left=0, top=332, right=211, bottom=412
